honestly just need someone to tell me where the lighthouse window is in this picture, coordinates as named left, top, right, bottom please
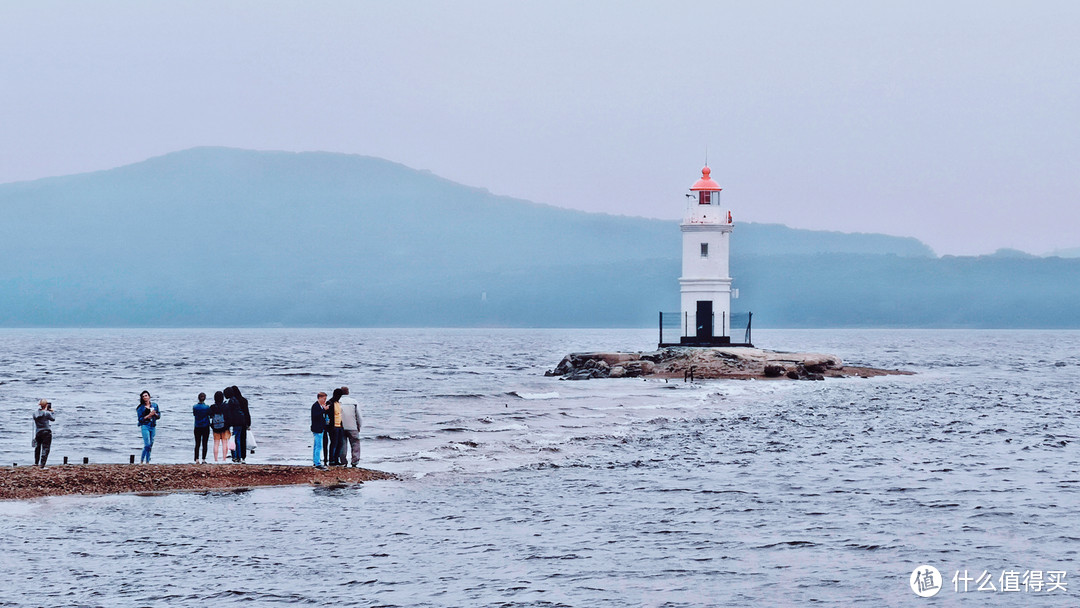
left=699, top=191, right=711, bottom=205
left=700, top=243, right=709, bottom=258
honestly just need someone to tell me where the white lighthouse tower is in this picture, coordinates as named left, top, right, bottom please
left=678, top=165, right=734, bottom=344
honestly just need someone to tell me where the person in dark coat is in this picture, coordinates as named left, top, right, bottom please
left=327, top=388, right=345, bottom=466
left=310, top=391, right=329, bottom=469
left=228, top=386, right=252, bottom=463
left=223, top=386, right=239, bottom=460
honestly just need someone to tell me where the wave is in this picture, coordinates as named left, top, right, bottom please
left=755, top=540, right=818, bottom=549
left=375, top=434, right=425, bottom=442
left=438, top=423, right=529, bottom=434
left=507, top=391, right=559, bottom=400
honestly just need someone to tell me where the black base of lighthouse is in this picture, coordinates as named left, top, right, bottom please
left=658, top=336, right=755, bottom=348
left=658, top=311, right=754, bottom=349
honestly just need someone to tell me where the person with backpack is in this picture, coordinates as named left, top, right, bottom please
left=209, top=390, right=231, bottom=463
left=136, top=390, right=161, bottom=464
left=192, top=392, right=211, bottom=464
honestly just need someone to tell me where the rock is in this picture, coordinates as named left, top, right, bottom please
left=598, top=353, right=639, bottom=366
left=547, top=346, right=902, bottom=380
left=564, top=369, right=595, bottom=381
left=640, top=350, right=669, bottom=363
left=1055, top=361, right=1067, bottom=367
left=553, top=356, right=573, bottom=375
left=764, top=365, right=786, bottom=378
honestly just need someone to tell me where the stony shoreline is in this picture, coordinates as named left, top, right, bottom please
left=546, top=347, right=911, bottom=381
left=0, top=464, right=397, bottom=501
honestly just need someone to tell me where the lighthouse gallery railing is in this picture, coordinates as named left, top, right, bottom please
left=658, top=311, right=753, bottom=347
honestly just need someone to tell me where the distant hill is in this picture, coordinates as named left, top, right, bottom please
left=735, top=223, right=933, bottom=257
left=1047, top=246, right=1080, bottom=258
left=1, top=147, right=1077, bottom=328
left=987, top=248, right=1038, bottom=259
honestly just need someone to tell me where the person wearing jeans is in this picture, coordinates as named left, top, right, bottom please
left=338, top=386, right=363, bottom=467
left=310, top=391, right=329, bottom=468
left=228, top=386, right=251, bottom=463
left=33, top=399, right=55, bottom=467
left=136, top=390, right=161, bottom=463
left=192, top=392, right=211, bottom=463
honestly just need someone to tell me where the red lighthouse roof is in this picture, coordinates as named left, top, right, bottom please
left=690, top=166, right=722, bottom=191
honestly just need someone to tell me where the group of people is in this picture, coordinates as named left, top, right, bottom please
left=31, top=385, right=363, bottom=469
left=136, top=387, right=252, bottom=464
left=189, top=386, right=253, bottom=463
left=310, top=386, right=362, bottom=469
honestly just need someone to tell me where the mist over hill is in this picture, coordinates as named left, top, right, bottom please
left=1, top=147, right=1077, bottom=328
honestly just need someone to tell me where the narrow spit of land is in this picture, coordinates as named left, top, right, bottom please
left=0, top=464, right=397, bottom=501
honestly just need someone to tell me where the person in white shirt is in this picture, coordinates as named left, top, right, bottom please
left=338, top=386, right=363, bottom=467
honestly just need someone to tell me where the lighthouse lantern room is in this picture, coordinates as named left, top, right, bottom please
left=659, top=165, right=752, bottom=347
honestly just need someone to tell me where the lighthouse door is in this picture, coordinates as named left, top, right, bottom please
left=695, top=300, right=713, bottom=339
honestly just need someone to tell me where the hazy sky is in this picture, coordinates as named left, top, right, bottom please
left=2, top=1, right=1078, bottom=255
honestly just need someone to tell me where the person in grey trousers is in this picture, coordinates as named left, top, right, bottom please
left=338, top=386, right=362, bottom=467
left=33, top=399, right=55, bottom=467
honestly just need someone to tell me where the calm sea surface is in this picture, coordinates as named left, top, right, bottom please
left=0, top=328, right=1077, bottom=606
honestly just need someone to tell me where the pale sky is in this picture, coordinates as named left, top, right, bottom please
left=2, top=1, right=1078, bottom=256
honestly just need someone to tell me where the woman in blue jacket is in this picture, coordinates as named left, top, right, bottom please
left=136, top=390, right=161, bottom=463
left=192, top=392, right=211, bottom=464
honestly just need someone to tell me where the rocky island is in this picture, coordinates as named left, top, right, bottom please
left=546, top=347, right=910, bottom=381
left=0, top=464, right=396, bottom=501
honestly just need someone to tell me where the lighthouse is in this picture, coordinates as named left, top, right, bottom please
left=659, top=165, right=751, bottom=347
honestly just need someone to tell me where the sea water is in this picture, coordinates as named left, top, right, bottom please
left=0, top=328, right=1077, bottom=606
